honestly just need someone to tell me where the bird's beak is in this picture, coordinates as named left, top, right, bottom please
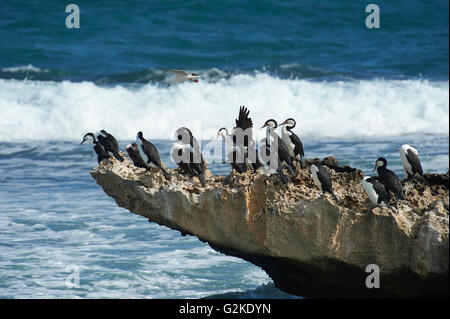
left=373, top=165, right=377, bottom=172
left=80, top=139, right=86, bottom=145
left=280, top=120, right=288, bottom=126
left=260, top=123, right=268, bottom=129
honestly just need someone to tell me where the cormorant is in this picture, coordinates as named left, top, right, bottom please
left=373, top=157, right=405, bottom=200
left=80, top=132, right=109, bottom=164
left=280, top=118, right=305, bottom=168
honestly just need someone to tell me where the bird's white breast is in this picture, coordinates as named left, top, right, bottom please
left=399, top=145, right=413, bottom=177
left=362, top=177, right=379, bottom=205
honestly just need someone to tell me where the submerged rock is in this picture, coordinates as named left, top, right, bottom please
left=91, top=153, right=449, bottom=298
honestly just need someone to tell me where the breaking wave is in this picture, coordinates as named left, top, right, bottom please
left=1, top=64, right=49, bottom=73
left=0, top=74, right=448, bottom=142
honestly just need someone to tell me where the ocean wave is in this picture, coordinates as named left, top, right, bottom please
left=93, top=65, right=349, bottom=84
left=0, top=75, right=448, bottom=142
left=1, top=64, right=49, bottom=73
left=0, top=64, right=357, bottom=84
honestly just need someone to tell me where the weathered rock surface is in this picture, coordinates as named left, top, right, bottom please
left=91, top=153, right=449, bottom=298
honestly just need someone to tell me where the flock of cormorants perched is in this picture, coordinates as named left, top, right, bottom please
left=81, top=106, right=425, bottom=210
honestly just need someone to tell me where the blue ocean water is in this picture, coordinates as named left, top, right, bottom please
left=0, top=0, right=448, bottom=298
left=0, top=0, right=448, bottom=82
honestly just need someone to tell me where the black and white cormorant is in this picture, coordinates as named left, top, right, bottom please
left=362, top=176, right=391, bottom=207
left=310, top=163, right=339, bottom=201
left=280, top=118, right=305, bottom=168
left=258, top=119, right=294, bottom=184
left=126, top=143, right=150, bottom=170
left=261, top=119, right=296, bottom=175
left=136, top=131, right=170, bottom=179
left=373, top=157, right=405, bottom=200
left=232, top=106, right=263, bottom=172
left=172, top=127, right=206, bottom=187
left=217, top=127, right=247, bottom=174
left=399, top=144, right=424, bottom=180
left=80, top=132, right=109, bottom=164
left=97, top=129, right=123, bottom=162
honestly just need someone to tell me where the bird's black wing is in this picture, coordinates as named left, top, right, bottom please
left=290, top=132, right=304, bottom=157
left=188, top=147, right=206, bottom=187
left=126, top=147, right=149, bottom=170
left=371, top=175, right=391, bottom=195
left=171, top=145, right=194, bottom=174
left=277, top=136, right=291, bottom=160
left=97, top=135, right=109, bottom=151
left=182, top=131, right=207, bottom=172
left=235, top=106, right=253, bottom=130
left=183, top=128, right=201, bottom=154
left=191, top=135, right=201, bottom=154
left=108, top=133, right=119, bottom=152
left=231, top=162, right=247, bottom=174
left=183, top=143, right=205, bottom=174
left=228, top=149, right=247, bottom=173
left=233, top=106, right=253, bottom=148
left=142, top=139, right=170, bottom=178
left=190, top=162, right=203, bottom=174
left=317, top=165, right=333, bottom=194
left=142, top=140, right=162, bottom=167
left=93, top=142, right=109, bottom=164
left=385, top=169, right=404, bottom=200
left=277, top=135, right=296, bottom=173
left=371, top=179, right=391, bottom=203
left=406, top=149, right=423, bottom=176
left=98, top=134, right=123, bottom=161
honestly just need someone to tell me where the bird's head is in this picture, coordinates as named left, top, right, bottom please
left=175, top=127, right=192, bottom=144
left=398, top=144, right=415, bottom=153
left=280, top=118, right=296, bottom=128
left=373, top=157, right=387, bottom=172
left=80, top=133, right=95, bottom=145
left=260, top=119, right=277, bottom=129
left=216, top=127, right=228, bottom=140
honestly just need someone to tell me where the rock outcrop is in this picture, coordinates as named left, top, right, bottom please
left=91, top=154, right=449, bottom=298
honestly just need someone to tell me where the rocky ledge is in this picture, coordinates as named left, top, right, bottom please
left=91, top=154, right=449, bottom=298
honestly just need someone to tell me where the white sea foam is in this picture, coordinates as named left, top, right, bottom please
left=2, top=64, right=49, bottom=73
left=0, top=75, right=448, bottom=142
